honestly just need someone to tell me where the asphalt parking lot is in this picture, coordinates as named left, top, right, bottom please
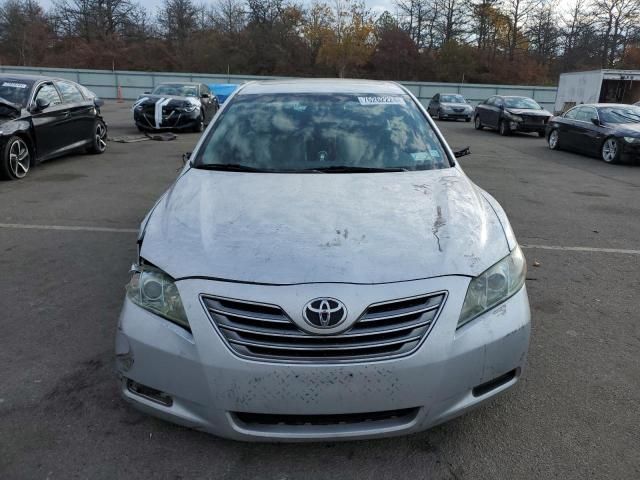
left=1, top=103, right=639, bottom=479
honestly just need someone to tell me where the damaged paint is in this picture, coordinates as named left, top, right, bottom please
left=140, top=168, right=511, bottom=284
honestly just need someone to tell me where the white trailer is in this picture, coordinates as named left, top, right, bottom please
left=554, top=69, right=640, bottom=114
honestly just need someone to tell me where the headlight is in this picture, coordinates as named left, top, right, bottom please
left=179, top=104, right=198, bottom=113
left=126, top=264, right=189, bottom=330
left=623, top=136, right=640, bottom=143
left=458, top=246, right=526, bottom=328
left=505, top=112, right=523, bottom=122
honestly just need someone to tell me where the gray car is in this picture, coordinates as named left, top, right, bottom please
left=427, top=93, right=474, bottom=121
left=115, top=79, right=531, bottom=441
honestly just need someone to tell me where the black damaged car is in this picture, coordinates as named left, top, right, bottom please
left=546, top=103, right=640, bottom=164
left=132, top=82, right=219, bottom=133
left=0, top=74, right=107, bottom=181
left=473, top=95, right=552, bottom=136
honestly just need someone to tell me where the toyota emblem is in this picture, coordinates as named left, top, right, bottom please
left=303, top=298, right=347, bottom=329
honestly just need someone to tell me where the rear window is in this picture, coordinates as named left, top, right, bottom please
left=195, top=93, right=450, bottom=172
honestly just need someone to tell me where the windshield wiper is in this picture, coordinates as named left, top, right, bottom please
left=303, top=165, right=408, bottom=173
left=194, top=163, right=269, bottom=172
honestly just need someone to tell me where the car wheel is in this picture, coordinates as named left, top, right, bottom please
left=0, top=136, right=31, bottom=181
left=499, top=120, right=511, bottom=136
left=548, top=129, right=561, bottom=150
left=601, top=137, right=621, bottom=164
left=193, top=114, right=205, bottom=133
left=474, top=115, right=483, bottom=130
left=90, top=120, right=107, bottom=154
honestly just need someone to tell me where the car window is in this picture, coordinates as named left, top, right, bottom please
left=196, top=93, right=451, bottom=172
left=486, top=97, right=495, bottom=106
left=504, top=97, right=541, bottom=109
left=563, top=108, right=579, bottom=119
left=574, top=107, right=596, bottom=122
left=440, top=94, right=465, bottom=104
left=55, top=81, right=84, bottom=103
left=201, top=84, right=211, bottom=96
left=152, top=84, right=198, bottom=97
left=34, top=83, right=62, bottom=107
left=495, top=98, right=504, bottom=107
left=598, top=106, right=640, bottom=124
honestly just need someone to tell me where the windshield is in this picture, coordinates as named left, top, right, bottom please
left=0, top=80, right=31, bottom=107
left=152, top=84, right=198, bottom=97
left=505, top=97, right=541, bottom=109
left=440, top=94, right=466, bottom=104
left=598, top=106, right=640, bottom=124
left=195, top=93, right=451, bottom=172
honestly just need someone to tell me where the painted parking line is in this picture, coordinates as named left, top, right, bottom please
left=0, top=223, right=138, bottom=234
left=521, top=244, right=640, bottom=255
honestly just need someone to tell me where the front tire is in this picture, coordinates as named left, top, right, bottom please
left=0, top=136, right=31, bottom=180
left=499, top=120, right=511, bottom=136
left=601, top=137, right=621, bottom=164
left=548, top=129, right=561, bottom=150
left=474, top=115, right=483, bottom=130
left=193, top=114, right=204, bottom=133
left=90, top=120, right=107, bottom=154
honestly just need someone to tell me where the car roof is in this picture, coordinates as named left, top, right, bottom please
left=238, top=79, right=406, bottom=95
left=0, top=73, right=48, bottom=83
left=157, top=82, right=199, bottom=86
left=438, top=93, right=464, bottom=96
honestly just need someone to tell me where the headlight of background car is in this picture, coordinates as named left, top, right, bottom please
left=504, top=112, right=523, bottom=122
left=126, top=265, right=190, bottom=330
left=178, top=104, right=198, bottom=113
left=623, top=136, right=640, bottom=143
left=458, top=246, right=526, bottom=328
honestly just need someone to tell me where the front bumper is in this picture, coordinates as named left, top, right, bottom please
left=440, top=111, right=472, bottom=120
left=115, top=276, right=531, bottom=441
left=510, top=121, right=547, bottom=133
left=133, top=108, right=200, bottom=131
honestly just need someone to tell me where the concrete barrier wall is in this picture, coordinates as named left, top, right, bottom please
left=0, top=65, right=557, bottom=109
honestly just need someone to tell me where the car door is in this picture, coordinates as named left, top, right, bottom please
left=573, top=106, right=606, bottom=154
left=199, top=84, right=214, bottom=123
left=476, top=97, right=492, bottom=124
left=29, top=82, right=69, bottom=160
left=54, top=80, right=95, bottom=148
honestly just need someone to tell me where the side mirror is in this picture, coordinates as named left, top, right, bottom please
left=453, top=147, right=471, bottom=158
left=499, top=104, right=504, bottom=110
left=182, top=152, right=191, bottom=164
left=32, top=98, right=50, bottom=112
left=591, top=117, right=601, bottom=126
left=201, top=93, right=211, bottom=99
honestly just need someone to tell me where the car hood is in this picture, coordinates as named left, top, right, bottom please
left=140, top=168, right=511, bottom=284
left=133, top=94, right=200, bottom=109
left=506, top=108, right=551, bottom=117
left=441, top=103, right=471, bottom=109
left=614, top=123, right=640, bottom=135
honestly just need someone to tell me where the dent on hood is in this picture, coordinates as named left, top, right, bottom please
left=139, top=168, right=511, bottom=284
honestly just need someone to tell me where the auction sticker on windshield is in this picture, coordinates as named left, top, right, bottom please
left=2, top=82, right=27, bottom=89
left=357, top=96, right=406, bottom=106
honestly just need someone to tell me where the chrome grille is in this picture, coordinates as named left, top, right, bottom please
left=201, top=292, right=446, bottom=363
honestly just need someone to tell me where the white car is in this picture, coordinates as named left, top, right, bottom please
left=116, top=79, right=531, bottom=441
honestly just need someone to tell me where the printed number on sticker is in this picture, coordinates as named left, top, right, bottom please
left=357, top=96, right=405, bottom=106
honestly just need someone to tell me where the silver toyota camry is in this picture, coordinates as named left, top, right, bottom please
left=116, top=79, right=531, bottom=441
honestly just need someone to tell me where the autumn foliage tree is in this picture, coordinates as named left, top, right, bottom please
left=2, top=0, right=640, bottom=85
